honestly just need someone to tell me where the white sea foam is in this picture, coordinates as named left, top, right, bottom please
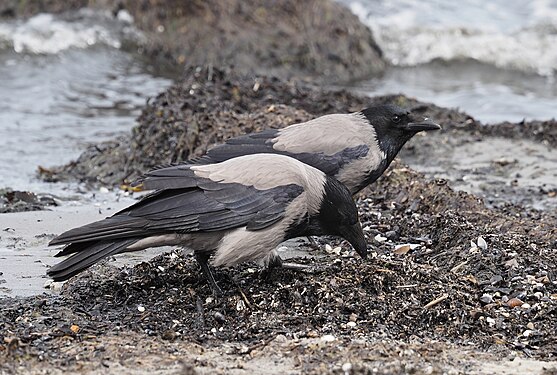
left=346, top=0, right=557, bottom=76
left=0, top=11, right=135, bottom=54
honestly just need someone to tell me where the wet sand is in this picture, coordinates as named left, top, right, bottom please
left=402, top=132, right=557, bottom=211
left=0, top=195, right=132, bottom=297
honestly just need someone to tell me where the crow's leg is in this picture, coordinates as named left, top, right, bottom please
left=307, top=236, right=320, bottom=250
left=194, top=252, right=222, bottom=296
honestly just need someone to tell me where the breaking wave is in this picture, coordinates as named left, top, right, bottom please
left=346, top=0, right=557, bottom=76
left=0, top=9, right=139, bottom=54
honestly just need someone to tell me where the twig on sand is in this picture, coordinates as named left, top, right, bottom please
left=237, top=287, right=252, bottom=308
left=424, top=293, right=449, bottom=309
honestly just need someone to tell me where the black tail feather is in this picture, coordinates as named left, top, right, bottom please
left=47, top=238, right=137, bottom=281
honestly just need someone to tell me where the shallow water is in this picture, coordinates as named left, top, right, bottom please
left=0, top=12, right=173, bottom=195
left=345, top=60, right=557, bottom=123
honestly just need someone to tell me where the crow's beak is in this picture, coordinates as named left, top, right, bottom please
left=339, top=222, right=368, bottom=259
left=404, top=118, right=441, bottom=132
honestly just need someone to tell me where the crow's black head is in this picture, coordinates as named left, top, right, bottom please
left=361, top=104, right=441, bottom=161
left=315, top=177, right=367, bottom=259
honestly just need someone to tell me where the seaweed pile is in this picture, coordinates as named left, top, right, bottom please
left=0, top=189, right=57, bottom=213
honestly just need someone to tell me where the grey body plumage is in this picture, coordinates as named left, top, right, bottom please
left=48, top=154, right=367, bottom=290
left=184, top=104, right=440, bottom=194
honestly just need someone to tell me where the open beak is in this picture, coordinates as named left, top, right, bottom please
left=339, top=222, right=368, bottom=259
left=404, top=118, right=441, bottom=132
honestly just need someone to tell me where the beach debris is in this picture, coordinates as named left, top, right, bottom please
left=393, top=243, right=420, bottom=255
left=424, top=293, right=449, bottom=309
left=320, top=334, right=336, bottom=342
left=450, top=260, right=468, bottom=274
left=374, top=234, right=387, bottom=243
left=480, top=294, right=494, bottom=304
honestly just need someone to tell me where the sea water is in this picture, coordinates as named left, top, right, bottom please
left=0, top=10, right=173, bottom=194
left=340, top=0, right=557, bottom=123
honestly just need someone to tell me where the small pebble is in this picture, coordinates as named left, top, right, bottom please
left=274, top=334, right=287, bottom=343
left=516, top=291, right=527, bottom=300
left=385, top=230, right=398, bottom=240
left=320, top=334, right=336, bottom=342
left=236, top=300, right=246, bottom=311
left=116, top=9, right=134, bottom=23
left=490, top=275, right=503, bottom=285
left=99, top=187, right=109, bottom=194
left=342, top=363, right=352, bottom=372
left=214, top=312, right=226, bottom=323
left=480, top=293, right=493, bottom=304
left=507, top=298, right=524, bottom=308
left=477, top=236, right=487, bottom=250
left=522, top=303, right=531, bottom=309
left=523, top=329, right=532, bottom=337
left=137, top=305, right=145, bottom=312
left=44, top=280, right=63, bottom=291
left=393, top=244, right=411, bottom=255
left=346, top=322, right=357, bottom=328
left=374, top=234, right=387, bottom=243
left=527, top=322, right=534, bottom=330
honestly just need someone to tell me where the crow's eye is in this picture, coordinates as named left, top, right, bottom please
left=392, top=115, right=401, bottom=123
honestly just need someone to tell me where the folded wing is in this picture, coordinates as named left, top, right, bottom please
left=48, top=170, right=304, bottom=280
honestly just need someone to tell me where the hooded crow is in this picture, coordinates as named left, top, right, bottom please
left=133, top=104, right=440, bottom=195
left=48, top=154, right=367, bottom=293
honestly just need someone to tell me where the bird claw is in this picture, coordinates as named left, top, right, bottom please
left=306, top=236, right=321, bottom=250
left=210, top=283, right=224, bottom=297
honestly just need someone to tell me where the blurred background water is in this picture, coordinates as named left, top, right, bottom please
left=0, top=10, right=173, bottom=194
left=0, top=2, right=556, bottom=192
left=340, top=0, right=557, bottom=123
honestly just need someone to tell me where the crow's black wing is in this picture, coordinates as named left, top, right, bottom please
left=133, top=136, right=369, bottom=193
left=192, top=129, right=280, bottom=165
left=50, top=178, right=304, bottom=246
left=194, top=129, right=369, bottom=176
